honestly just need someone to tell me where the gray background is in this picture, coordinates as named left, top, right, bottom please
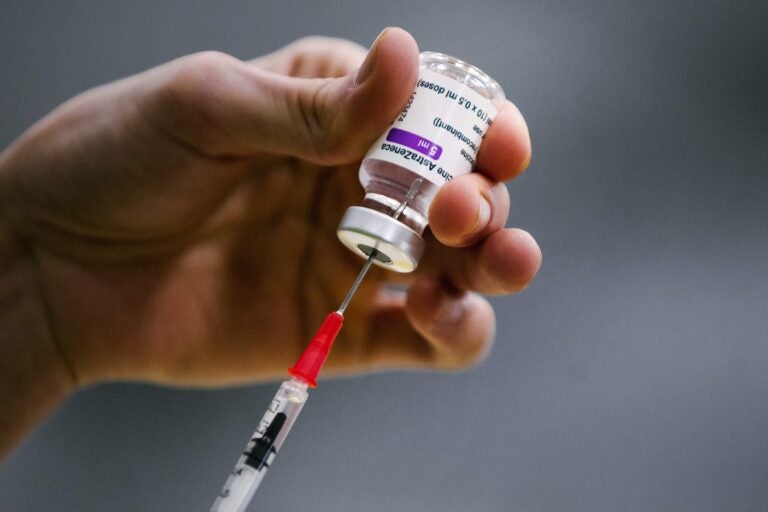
left=1, top=0, right=767, bottom=511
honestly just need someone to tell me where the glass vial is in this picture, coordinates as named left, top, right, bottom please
left=337, top=51, right=506, bottom=272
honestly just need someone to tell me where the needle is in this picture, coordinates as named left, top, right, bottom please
left=338, top=177, right=422, bottom=315
left=210, top=178, right=425, bottom=512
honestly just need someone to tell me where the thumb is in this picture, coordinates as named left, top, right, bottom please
left=148, top=27, right=419, bottom=163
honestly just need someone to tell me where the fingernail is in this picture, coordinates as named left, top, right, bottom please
left=355, top=27, right=389, bottom=86
left=474, top=195, right=491, bottom=232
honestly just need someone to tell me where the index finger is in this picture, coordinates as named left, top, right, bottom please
left=474, top=101, right=532, bottom=182
left=249, top=36, right=366, bottom=78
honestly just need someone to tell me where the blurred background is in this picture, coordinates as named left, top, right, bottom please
left=1, top=1, right=767, bottom=510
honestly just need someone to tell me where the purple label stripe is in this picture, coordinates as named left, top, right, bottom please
left=386, top=128, right=443, bottom=160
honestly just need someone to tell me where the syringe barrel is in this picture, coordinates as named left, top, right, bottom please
left=210, top=378, right=309, bottom=512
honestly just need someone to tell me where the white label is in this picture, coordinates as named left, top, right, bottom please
left=364, top=68, right=498, bottom=186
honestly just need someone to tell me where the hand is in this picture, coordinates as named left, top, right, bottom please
left=0, top=28, right=539, bottom=453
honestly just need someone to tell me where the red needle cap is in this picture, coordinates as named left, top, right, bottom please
left=288, top=311, right=344, bottom=387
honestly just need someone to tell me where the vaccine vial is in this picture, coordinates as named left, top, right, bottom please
left=337, top=51, right=506, bottom=272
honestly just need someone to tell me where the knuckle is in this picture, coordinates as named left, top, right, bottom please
left=152, top=51, right=240, bottom=151
left=280, top=37, right=366, bottom=79
left=292, top=35, right=360, bottom=51
left=256, top=36, right=363, bottom=77
left=163, top=51, right=237, bottom=105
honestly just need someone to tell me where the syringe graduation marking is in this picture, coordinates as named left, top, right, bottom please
left=244, top=413, right=286, bottom=471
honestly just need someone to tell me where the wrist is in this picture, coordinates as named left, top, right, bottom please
left=0, top=205, right=75, bottom=459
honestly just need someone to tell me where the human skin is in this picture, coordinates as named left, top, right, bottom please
left=0, top=28, right=540, bottom=457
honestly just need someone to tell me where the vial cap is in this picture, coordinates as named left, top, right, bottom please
left=337, top=206, right=425, bottom=273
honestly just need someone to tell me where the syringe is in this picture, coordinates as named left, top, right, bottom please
left=209, top=264, right=370, bottom=512
left=210, top=179, right=422, bottom=512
